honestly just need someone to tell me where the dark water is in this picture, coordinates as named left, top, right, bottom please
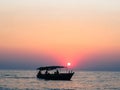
left=0, top=70, right=120, bottom=90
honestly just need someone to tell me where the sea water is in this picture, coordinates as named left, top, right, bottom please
left=0, top=70, right=120, bottom=90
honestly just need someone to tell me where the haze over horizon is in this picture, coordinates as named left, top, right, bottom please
left=0, top=0, right=120, bottom=70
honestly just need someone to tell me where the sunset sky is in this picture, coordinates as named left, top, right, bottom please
left=0, top=0, right=120, bottom=70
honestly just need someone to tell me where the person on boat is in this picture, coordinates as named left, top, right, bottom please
left=54, top=69, right=59, bottom=74
left=38, top=70, right=41, bottom=75
left=45, top=70, right=48, bottom=74
left=56, top=69, right=59, bottom=74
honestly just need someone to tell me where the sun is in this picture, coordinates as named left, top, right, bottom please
left=67, top=62, right=71, bottom=66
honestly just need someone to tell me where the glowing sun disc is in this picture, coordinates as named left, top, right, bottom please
left=67, top=62, right=71, bottom=66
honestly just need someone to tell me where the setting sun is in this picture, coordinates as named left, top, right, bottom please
left=67, top=62, right=71, bottom=66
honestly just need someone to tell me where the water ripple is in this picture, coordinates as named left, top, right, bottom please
left=0, top=70, right=120, bottom=90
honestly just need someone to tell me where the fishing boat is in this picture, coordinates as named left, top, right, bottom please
left=36, top=66, right=74, bottom=80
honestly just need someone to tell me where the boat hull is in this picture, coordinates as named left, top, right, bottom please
left=37, top=73, right=74, bottom=80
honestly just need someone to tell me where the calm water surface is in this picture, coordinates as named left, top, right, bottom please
left=0, top=70, right=120, bottom=90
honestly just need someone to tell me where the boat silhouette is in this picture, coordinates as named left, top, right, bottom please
left=36, top=66, right=74, bottom=80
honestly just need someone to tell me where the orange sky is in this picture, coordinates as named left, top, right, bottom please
left=0, top=0, right=120, bottom=68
